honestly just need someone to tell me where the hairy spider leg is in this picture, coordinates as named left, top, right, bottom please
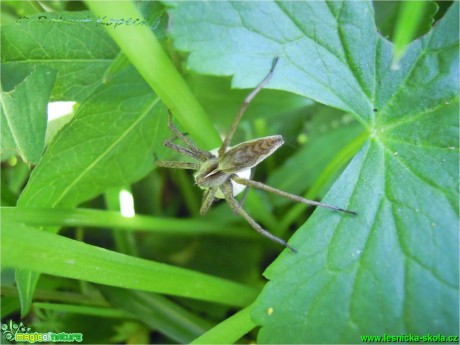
left=218, top=57, right=280, bottom=157
left=155, top=161, right=200, bottom=170
left=167, top=110, right=213, bottom=161
left=222, top=181, right=298, bottom=252
left=232, top=176, right=357, bottom=215
left=200, top=187, right=217, bottom=215
left=164, top=140, right=199, bottom=160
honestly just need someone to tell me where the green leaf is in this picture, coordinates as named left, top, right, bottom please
left=1, top=65, right=56, bottom=164
left=18, top=67, right=164, bottom=209
left=1, top=11, right=119, bottom=102
left=169, top=1, right=376, bottom=124
left=267, top=108, right=363, bottom=205
left=15, top=66, right=166, bottom=315
left=189, top=73, right=313, bottom=136
left=169, top=1, right=459, bottom=342
left=2, top=221, right=258, bottom=307
left=9, top=1, right=221, bottom=315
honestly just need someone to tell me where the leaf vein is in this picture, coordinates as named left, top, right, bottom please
left=49, top=98, right=161, bottom=207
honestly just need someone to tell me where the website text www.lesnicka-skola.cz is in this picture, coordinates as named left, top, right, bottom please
left=361, top=333, right=459, bottom=343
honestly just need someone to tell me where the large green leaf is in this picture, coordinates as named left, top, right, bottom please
left=18, top=67, right=165, bottom=208
left=169, top=1, right=376, bottom=123
left=14, top=66, right=167, bottom=314
left=168, top=1, right=459, bottom=342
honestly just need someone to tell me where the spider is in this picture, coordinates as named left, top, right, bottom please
left=156, top=57, right=356, bottom=252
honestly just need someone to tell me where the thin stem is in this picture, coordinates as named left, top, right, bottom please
left=84, top=1, right=221, bottom=149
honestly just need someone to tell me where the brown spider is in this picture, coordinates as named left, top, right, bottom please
left=156, top=57, right=356, bottom=252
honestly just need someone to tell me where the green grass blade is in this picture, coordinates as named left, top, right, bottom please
left=2, top=222, right=258, bottom=307
left=98, top=286, right=212, bottom=343
left=191, top=303, right=256, bottom=344
left=392, top=1, right=438, bottom=65
left=2, top=207, right=254, bottom=238
left=33, top=302, right=131, bottom=319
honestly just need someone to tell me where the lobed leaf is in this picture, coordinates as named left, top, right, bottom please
left=168, top=1, right=459, bottom=342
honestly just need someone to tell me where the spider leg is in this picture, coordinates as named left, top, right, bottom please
left=167, top=110, right=213, bottom=161
left=164, top=140, right=201, bottom=160
left=200, top=187, right=217, bottom=215
left=222, top=181, right=297, bottom=252
left=166, top=132, right=189, bottom=144
left=219, top=57, right=279, bottom=156
left=231, top=176, right=357, bottom=215
left=155, top=161, right=200, bottom=170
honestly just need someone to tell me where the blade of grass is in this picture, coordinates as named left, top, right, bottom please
left=33, top=302, right=132, bottom=319
left=2, top=207, right=255, bottom=238
left=392, top=1, right=438, bottom=65
left=191, top=303, right=256, bottom=344
left=98, top=286, right=212, bottom=343
left=84, top=0, right=221, bottom=150
left=2, top=221, right=258, bottom=307
left=104, top=187, right=138, bottom=256
left=1, top=285, right=109, bottom=307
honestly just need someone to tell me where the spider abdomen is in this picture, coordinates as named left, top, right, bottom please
left=218, top=135, right=284, bottom=173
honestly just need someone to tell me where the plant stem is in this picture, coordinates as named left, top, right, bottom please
left=84, top=0, right=221, bottom=149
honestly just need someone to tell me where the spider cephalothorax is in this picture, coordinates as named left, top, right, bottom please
left=194, top=135, right=283, bottom=189
left=156, top=57, right=356, bottom=252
